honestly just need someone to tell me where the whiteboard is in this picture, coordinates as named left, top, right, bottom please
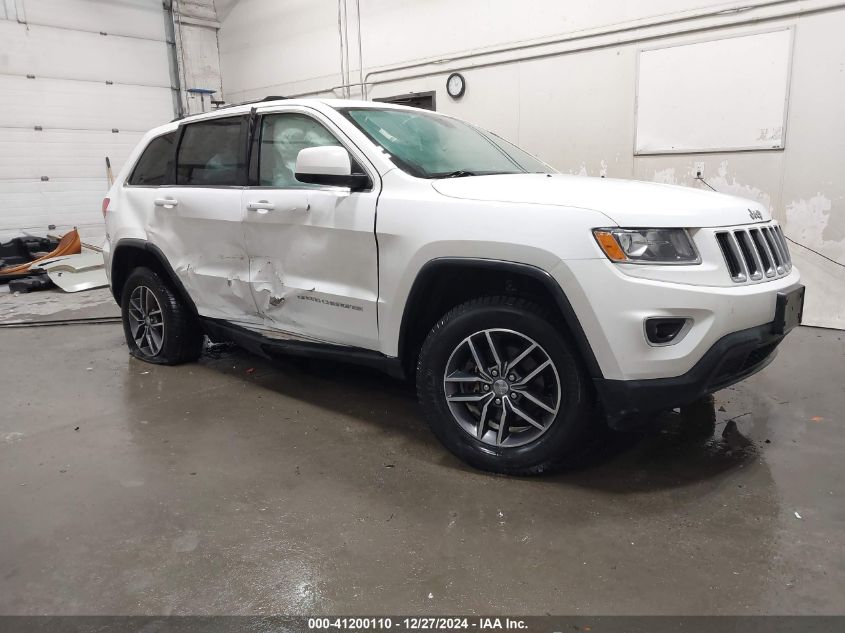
left=635, top=29, right=793, bottom=154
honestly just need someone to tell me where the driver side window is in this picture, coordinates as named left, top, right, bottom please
left=259, top=113, right=347, bottom=188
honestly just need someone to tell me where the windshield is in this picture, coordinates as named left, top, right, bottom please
left=340, top=107, right=554, bottom=178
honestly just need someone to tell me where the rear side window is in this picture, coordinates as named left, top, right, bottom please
left=176, top=116, right=247, bottom=186
left=128, top=131, right=177, bottom=186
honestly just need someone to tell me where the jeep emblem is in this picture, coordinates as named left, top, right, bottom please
left=749, top=209, right=763, bottom=221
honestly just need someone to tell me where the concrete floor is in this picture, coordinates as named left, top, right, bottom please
left=0, top=286, right=119, bottom=325
left=0, top=323, right=843, bottom=615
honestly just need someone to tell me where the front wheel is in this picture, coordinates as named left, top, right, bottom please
left=416, top=296, right=593, bottom=475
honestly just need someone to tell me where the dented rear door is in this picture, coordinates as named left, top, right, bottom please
left=242, top=108, right=379, bottom=350
left=158, top=115, right=259, bottom=323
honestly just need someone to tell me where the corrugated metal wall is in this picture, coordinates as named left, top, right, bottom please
left=0, top=0, right=176, bottom=241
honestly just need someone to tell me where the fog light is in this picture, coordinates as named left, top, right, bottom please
left=645, top=317, right=690, bottom=346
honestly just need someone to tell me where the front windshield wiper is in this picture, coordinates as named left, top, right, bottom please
left=433, top=170, right=541, bottom=178
left=438, top=170, right=477, bottom=178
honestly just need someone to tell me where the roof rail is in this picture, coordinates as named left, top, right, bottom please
left=172, top=95, right=293, bottom=118
left=209, top=94, right=290, bottom=111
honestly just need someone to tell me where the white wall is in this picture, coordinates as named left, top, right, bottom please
left=219, top=0, right=845, bottom=330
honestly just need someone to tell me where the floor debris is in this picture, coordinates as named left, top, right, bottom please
left=1, top=231, right=108, bottom=297
left=46, top=267, right=108, bottom=293
left=0, top=229, right=81, bottom=281
left=0, top=235, right=59, bottom=268
left=8, top=274, right=54, bottom=294
left=33, top=252, right=108, bottom=293
left=34, top=252, right=103, bottom=272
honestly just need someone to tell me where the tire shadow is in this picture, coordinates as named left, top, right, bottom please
left=548, top=395, right=762, bottom=493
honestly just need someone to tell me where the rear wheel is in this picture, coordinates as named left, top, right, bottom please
left=416, top=296, right=593, bottom=475
left=120, top=267, right=204, bottom=365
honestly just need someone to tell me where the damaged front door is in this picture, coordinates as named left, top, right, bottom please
left=242, top=110, right=379, bottom=349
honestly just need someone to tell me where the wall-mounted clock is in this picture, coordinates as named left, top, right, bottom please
left=446, top=73, right=466, bottom=99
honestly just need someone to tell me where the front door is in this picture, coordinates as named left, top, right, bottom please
left=241, top=109, right=379, bottom=350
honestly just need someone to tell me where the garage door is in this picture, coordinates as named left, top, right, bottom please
left=0, top=0, right=175, bottom=241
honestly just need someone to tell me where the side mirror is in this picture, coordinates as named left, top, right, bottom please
left=295, top=146, right=371, bottom=191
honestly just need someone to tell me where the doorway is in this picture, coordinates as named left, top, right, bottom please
left=373, top=91, right=436, bottom=111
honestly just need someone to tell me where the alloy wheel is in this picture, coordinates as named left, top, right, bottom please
left=443, top=328, right=561, bottom=447
left=127, top=285, right=165, bottom=357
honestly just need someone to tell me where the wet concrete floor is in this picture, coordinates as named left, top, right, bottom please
left=1, top=324, right=843, bottom=614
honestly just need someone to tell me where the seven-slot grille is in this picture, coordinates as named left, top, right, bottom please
left=715, top=224, right=792, bottom=283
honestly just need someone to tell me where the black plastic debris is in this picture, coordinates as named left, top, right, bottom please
left=0, top=235, right=62, bottom=284
left=8, top=273, right=55, bottom=293
left=0, top=236, right=60, bottom=266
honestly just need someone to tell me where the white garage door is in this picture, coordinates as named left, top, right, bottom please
left=0, top=0, right=175, bottom=241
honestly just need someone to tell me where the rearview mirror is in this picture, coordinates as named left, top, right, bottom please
left=295, top=146, right=371, bottom=191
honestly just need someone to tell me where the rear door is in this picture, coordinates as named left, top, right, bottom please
left=158, top=115, right=258, bottom=322
left=241, top=107, right=380, bottom=349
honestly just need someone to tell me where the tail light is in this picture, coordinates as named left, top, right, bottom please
left=102, top=197, right=110, bottom=218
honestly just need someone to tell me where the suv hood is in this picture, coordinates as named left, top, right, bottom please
left=432, top=173, right=771, bottom=228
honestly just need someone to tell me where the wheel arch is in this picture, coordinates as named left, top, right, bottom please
left=110, top=239, right=198, bottom=317
left=397, top=257, right=603, bottom=381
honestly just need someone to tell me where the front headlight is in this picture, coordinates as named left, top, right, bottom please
left=592, top=228, right=700, bottom=264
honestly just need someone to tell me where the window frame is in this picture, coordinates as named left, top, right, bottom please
left=173, top=114, right=250, bottom=188
left=246, top=106, right=377, bottom=192
left=125, top=130, right=179, bottom=188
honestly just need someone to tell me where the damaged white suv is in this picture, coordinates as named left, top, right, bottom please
left=103, top=98, right=804, bottom=475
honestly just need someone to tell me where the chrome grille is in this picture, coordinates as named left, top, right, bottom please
left=715, top=224, right=791, bottom=283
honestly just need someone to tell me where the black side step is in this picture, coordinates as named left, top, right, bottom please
left=200, top=317, right=406, bottom=380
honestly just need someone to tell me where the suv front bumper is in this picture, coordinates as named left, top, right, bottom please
left=556, top=259, right=802, bottom=381
left=596, top=314, right=791, bottom=424
left=552, top=256, right=803, bottom=425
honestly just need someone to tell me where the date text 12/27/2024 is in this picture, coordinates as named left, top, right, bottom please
left=308, top=618, right=528, bottom=631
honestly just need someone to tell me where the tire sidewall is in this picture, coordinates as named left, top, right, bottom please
left=121, top=268, right=176, bottom=364
left=418, top=299, right=590, bottom=473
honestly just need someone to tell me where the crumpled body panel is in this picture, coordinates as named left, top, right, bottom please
left=241, top=187, right=379, bottom=349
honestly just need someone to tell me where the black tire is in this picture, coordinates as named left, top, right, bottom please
left=120, top=266, right=204, bottom=365
left=416, top=296, right=593, bottom=475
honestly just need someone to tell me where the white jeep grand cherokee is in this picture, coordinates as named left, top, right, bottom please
left=103, top=98, right=804, bottom=475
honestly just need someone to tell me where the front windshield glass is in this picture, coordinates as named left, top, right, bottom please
left=340, top=107, right=554, bottom=178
